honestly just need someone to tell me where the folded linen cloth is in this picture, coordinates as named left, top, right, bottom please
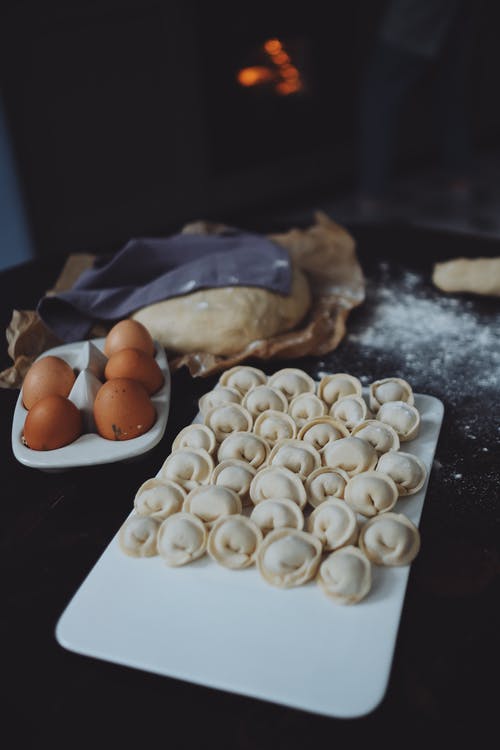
left=37, top=230, right=292, bottom=342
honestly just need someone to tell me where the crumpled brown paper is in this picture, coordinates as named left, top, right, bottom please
left=0, top=211, right=365, bottom=386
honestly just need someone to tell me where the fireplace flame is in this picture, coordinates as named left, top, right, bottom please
left=237, top=38, right=303, bottom=95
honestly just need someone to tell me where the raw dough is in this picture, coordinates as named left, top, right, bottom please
left=432, top=257, right=500, bottom=297
left=131, top=263, right=311, bottom=355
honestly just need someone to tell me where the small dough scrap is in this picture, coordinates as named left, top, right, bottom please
left=159, top=448, right=214, bottom=491
left=118, top=514, right=160, bottom=557
left=250, top=498, right=305, bottom=535
left=183, top=484, right=242, bottom=526
left=157, top=512, right=207, bottom=566
left=207, top=515, right=263, bottom=569
left=322, top=436, right=378, bottom=477
left=351, top=419, right=400, bottom=454
left=257, top=528, right=323, bottom=588
left=219, top=365, right=267, bottom=395
left=172, top=423, right=217, bottom=454
left=306, top=498, right=359, bottom=551
left=344, top=470, right=399, bottom=517
left=204, top=403, right=253, bottom=442
left=317, top=546, right=372, bottom=605
left=211, top=458, right=256, bottom=505
left=134, top=478, right=185, bottom=521
left=253, top=409, right=297, bottom=446
left=267, top=368, right=315, bottom=402
left=217, top=431, right=269, bottom=469
left=376, top=450, right=427, bottom=496
left=305, top=466, right=349, bottom=507
left=377, top=401, right=420, bottom=442
left=268, top=438, right=321, bottom=479
left=432, top=256, right=500, bottom=297
left=242, top=384, right=288, bottom=417
left=359, top=512, right=420, bottom=565
left=288, top=392, right=326, bottom=428
left=198, top=386, right=241, bottom=416
left=249, top=465, right=307, bottom=508
left=318, top=373, right=362, bottom=407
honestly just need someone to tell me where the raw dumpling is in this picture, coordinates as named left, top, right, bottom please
left=253, top=409, right=297, bottom=446
left=242, top=384, right=288, bottom=417
left=369, top=377, right=414, bottom=413
left=172, top=423, right=217, bottom=454
left=217, top=431, right=269, bottom=469
left=287, top=393, right=326, bottom=428
left=249, top=465, right=307, bottom=509
left=219, top=365, right=267, bottom=395
left=256, top=528, right=322, bottom=588
left=306, top=498, right=358, bottom=551
left=134, top=478, right=185, bottom=521
left=250, top=498, right=305, bottom=535
left=204, top=403, right=253, bottom=442
left=211, top=458, right=256, bottom=505
left=317, top=546, right=372, bottom=604
left=305, top=466, right=349, bottom=508
left=298, top=416, right=349, bottom=452
left=159, top=448, right=214, bottom=491
left=183, top=484, right=242, bottom=526
left=268, top=438, right=321, bottom=479
left=344, top=470, right=399, bottom=517
left=157, top=512, right=207, bottom=566
left=330, top=395, right=368, bottom=431
left=317, top=373, right=362, bottom=407
left=118, top=514, right=160, bottom=557
left=267, top=368, right=315, bottom=402
left=358, top=512, right=420, bottom=565
left=322, top=436, right=378, bottom=477
left=351, top=419, right=400, bottom=454
left=198, top=386, right=241, bottom=416
left=376, top=450, right=427, bottom=496
left=376, top=401, right=420, bottom=442
left=207, top=515, right=263, bottom=569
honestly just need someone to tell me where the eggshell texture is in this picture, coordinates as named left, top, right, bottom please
left=22, top=356, right=76, bottom=410
left=93, top=377, right=156, bottom=440
left=23, top=395, right=83, bottom=450
left=104, top=319, right=155, bottom=358
left=104, top=348, right=164, bottom=394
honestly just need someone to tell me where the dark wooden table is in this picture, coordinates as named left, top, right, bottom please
left=2, top=221, right=499, bottom=747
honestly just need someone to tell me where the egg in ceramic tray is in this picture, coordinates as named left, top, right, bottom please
left=13, top=320, right=170, bottom=469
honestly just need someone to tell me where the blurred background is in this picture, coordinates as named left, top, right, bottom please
left=1, top=0, right=499, bottom=270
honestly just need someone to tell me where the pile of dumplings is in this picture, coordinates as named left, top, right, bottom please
left=119, top=367, right=427, bottom=606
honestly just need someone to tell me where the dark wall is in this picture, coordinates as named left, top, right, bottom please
left=1, top=0, right=499, bottom=261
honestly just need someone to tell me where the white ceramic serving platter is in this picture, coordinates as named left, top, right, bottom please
left=56, top=392, right=443, bottom=718
left=12, top=338, right=170, bottom=471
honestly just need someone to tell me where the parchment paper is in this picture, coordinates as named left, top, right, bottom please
left=0, top=212, right=365, bottom=385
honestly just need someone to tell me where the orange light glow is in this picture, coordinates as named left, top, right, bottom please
left=237, top=66, right=274, bottom=87
left=264, top=39, right=282, bottom=54
left=236, top=38, right=303, bottom=96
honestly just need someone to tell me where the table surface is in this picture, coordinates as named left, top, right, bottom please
left=2, top=220, right=499, bottom=746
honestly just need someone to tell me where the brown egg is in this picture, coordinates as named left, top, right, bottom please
left=104, top=319, right=155, bottom=358
left=104, top=347, right=164, bottom=395
left=22, top=355, right=77, bottom=410
left=23, top=395, right=83, bottom=450
left=93, top=377, right=156, bottom=440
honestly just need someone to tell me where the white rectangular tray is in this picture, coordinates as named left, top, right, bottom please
left=56, top=392, right=443, bottom=718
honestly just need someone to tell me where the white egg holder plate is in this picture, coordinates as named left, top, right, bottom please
left=55, top=389, right=444, bottom=718
left=11, top=338, right=171, bottom=471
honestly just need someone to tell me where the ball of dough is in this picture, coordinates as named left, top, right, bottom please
left=131, top=264, right=311, bottom=356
